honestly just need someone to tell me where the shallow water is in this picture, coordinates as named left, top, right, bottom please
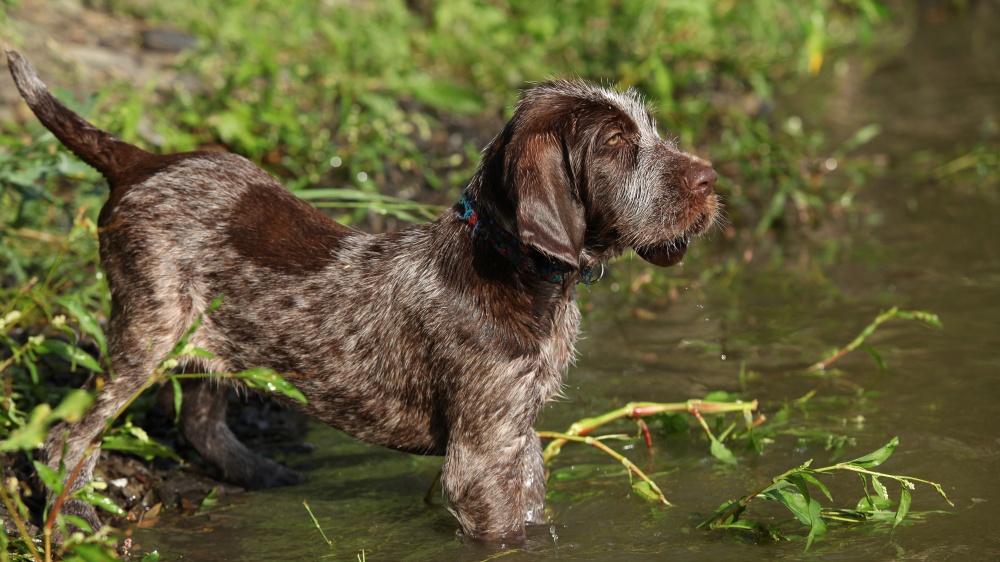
left=131, top=6, right=1000, bottom=560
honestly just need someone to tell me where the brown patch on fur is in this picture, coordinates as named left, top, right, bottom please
left=224, top=186, right=349, bottom=273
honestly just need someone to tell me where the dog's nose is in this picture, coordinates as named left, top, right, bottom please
left=685, top=165, right=717, bottom=194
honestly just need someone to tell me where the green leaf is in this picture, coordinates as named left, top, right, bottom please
left=142, top=551, right=161, bottom=562
left=709, top=437, right=737, bottom=465
left=761, top=482, right=811, bottom=525
left=235, top=368, right=307, bottom=404
left=846, top=437, right=899, bottom=469
left=786, top=474, right=812, bottom=505
left=80, top=491, right=124, bottom=516
left=37, top=339, right=103, bottom=373
left=171, top=377, right=183, bottom=423
left=631, top=480, right=661, bottom=503
left=872, top=475, right=889, bottom=501
left=64, top=542, right=119, bottom=561
left=102, top=433, right=181, bottom=462
left=712, top=518, right=788, bottom=541
left=703, top=390, right=741, bottom=402
left=59, top=514, right=94, bottom=534
left=409, top=77, right=484, bottom=114
left=169, top=296, right=225, bottom=358
left=863, top=345, right=889, bottom=371
left=49, top=390, right=95, bottom=423
left=836, top=123, right=881, bottom=154
left=892, top=487, right=912, bottom=530
left=0, top=404, right=52, bottom=451
left=697, top=499, right=746, bottom=529
left=214, top=110, right=256, bottom=149
left=799, top=472, right=833, bottom=501
left=804, top=496, right=827, bottom=550
left=857, top=492, right=893, bottom=512
left=198, top=488, right=219, bottom=514
left=33, top=461, right=64, bottom=495
left=186, top=347, right=217, bottom=359
left=57, top=297, right=108, bottom=358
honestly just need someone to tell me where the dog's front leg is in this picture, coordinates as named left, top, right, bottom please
left=522, top=430, right=546, bottom=524
left=441, top=428, right=543, bottom=542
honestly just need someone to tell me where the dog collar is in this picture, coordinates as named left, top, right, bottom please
left=458, top=195, right=596, bottom=285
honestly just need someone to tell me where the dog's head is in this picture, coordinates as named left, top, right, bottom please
left=467, top=79, right=719, bottom=272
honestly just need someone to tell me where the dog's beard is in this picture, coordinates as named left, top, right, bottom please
left=634, top=236, right=689, bottom=267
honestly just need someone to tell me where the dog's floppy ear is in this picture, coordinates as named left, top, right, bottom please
left=506, top=132, right=586, bottom=267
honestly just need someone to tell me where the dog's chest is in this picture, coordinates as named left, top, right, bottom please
left=536, top=297, right=581, bottom=401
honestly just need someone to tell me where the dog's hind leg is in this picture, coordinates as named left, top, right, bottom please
left=169, top=378, right=302, bottom=489
left=42, top=294, right=202, bottom=530
left=43, top=309, right=179, bottom=535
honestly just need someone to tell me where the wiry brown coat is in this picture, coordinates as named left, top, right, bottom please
left=7, top=50, right=718, bottom=542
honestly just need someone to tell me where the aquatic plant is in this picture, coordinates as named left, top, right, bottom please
left=537, top=307, right=947, bottom=549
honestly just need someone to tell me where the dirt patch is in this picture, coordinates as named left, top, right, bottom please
left=1, top=0, right=193, bottom=122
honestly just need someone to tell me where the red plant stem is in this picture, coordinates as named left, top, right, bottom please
left=638, top=419, right=653, bottom=450
left=542, top=399, right=757, bottom=463
left=44, top=447, right=90, bottom=535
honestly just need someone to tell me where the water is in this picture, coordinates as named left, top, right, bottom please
left=131, top=6, right=1000, bottom=560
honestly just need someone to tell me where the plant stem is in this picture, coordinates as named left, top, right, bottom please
left=813, top=464, right=953, bottom=506
left=702, top=465, right=805, bottom=528
left=303, top=500, right=334, bottom=547
left=807, top=307, right=900, bottom=372
left=805, top=307, right=940, bottom=372
left=537, top=431, right=671, bottom=506
left=0, top=474, right=43, bottom=562
left=542, top=399, right=757, bottom=463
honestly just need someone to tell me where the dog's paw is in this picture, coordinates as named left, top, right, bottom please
left=227, top=457, right=302, bottom=490
left=259, top=463, right=303, bottom=488
left=49, top=498, right=105, bottom=543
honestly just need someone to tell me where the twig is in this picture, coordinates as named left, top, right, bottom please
left=806, top=307, right=941, bottom=372
left=424, top=470, right=441, bottom=505
left=303, top=500, right=334, bottom=547
left=537, top=431, right=671, bottom=506
left=703, top=465, right=803, bottom=528
left=542, top=399, right=757, bottom=463
left=0, top=475, right=42, bottom=562
left=637, top=419, right=653, bottom=452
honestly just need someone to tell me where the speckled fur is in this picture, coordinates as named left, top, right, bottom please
left=7, top=50, right=718, bottom=542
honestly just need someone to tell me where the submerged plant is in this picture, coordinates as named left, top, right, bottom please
left=699, top=437, right=952, bottom=549
left=538, top=306, right=949, bottom=549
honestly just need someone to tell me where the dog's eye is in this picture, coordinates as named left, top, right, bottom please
left=606, top=133, right=622, bottom=146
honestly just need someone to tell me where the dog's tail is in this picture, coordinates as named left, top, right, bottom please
left=6, top=49, right=147, bottom=185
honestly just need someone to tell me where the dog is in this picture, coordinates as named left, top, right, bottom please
left=7, top=49, right=718, bottom=542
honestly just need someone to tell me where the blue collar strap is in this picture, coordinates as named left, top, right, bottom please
left=458, top=195, right=596, bottom=285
